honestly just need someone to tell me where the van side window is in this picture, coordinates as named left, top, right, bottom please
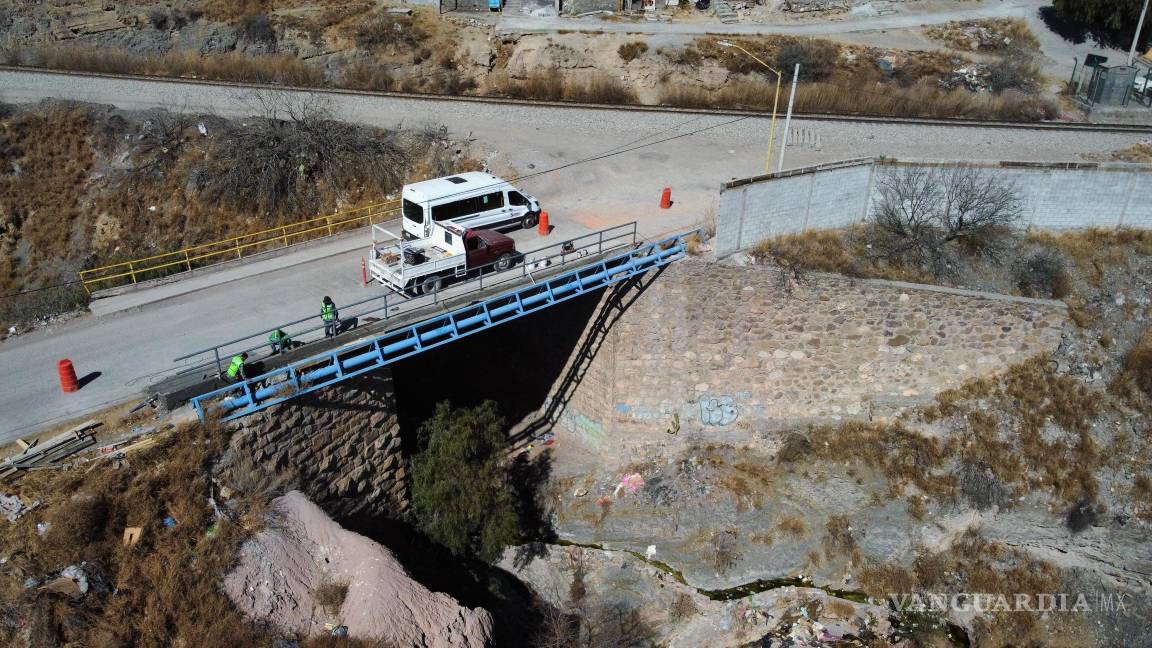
left=479, top=191, right=504, bottom=210
left=508, top=191, right=528, bottom=206
left=432, top=198, right=468, bottom=222
left=466, top=236, right=484, bottom=251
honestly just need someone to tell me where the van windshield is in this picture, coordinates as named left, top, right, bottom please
left=403, top=199, right=424, bottom=223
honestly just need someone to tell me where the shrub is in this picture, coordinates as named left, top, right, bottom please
left=1122, top=330, right=1152, bottom=397
left=1013, top=248, right=1070, bottom=298
left=355, top=14, right=424, bottom=51
left=315, top=581, right=348, bottom=615
left=988, top=54, right=1041, bottom=94
left=237, top=12, right=276, bottom=44
left=499, top=74, right=565, bottom=101
left=148, top=7, right=170, bottom=30
left=340, top=62, right=394, bottom=91
left=957, top=459, right=1010, bottom=510
left=411, top=401, right=521, bottom=562
left=1066, top=498, right=1099, bottom=533
left=617, top=41, right=649, bottom=62
left=564, top=74, right=637, bottom=104
left=775, top=39, right=839, bottom=82
left=661, top=46, right=702, bottom=66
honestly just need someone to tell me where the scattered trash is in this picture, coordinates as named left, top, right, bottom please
left=23, top=577, right=39, bottom=589
left=41, top=564, right=89, bottom=597
left=330, top=625, right=349, bottom=637
left=206, top=522, right=219, bottom=538
left=36, top=521, right=51, bottom=536
left=1, top=493, right=40, bottom=522
left=122, top=526, right=143, bottom=547
left=613, top=473, right=646, bottom=497
left=573, top=488, right=588, bottom=498
left=665, top=412, right=680, bottom=435
left=162, top=516, right=177, bottom=529
left=197, top=122, right=207, bottom=136
left=645, top=545, right=657, bottom=559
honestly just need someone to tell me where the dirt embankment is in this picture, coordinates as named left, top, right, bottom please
left=224, top=490, right=494, bottom=646
left=0, top=1, right=1060, bottom=122
left=0, top=99, right=474, bottom=327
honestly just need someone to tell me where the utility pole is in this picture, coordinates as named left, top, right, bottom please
left=1130, top=0, right=1151, bottom=65
left=777, top=63, right=800, bottom=174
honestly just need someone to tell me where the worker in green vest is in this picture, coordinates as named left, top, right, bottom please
left=226, top=352, right=249, bottom=382
left=268, top=329, right=291, bottom=355
left=321, top=296, right=339, bottom=338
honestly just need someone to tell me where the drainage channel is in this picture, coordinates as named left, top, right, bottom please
left=554, top=539, right=971, bottom=646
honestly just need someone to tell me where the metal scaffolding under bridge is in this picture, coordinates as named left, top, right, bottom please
left=190, top=230, right=697, bottom=421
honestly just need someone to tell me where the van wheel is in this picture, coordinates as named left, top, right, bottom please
left=420, top=275, right=443, bottom=295
left=521, top=212, right=539, bottom=229
left=494, top=253, right=513, bottom=272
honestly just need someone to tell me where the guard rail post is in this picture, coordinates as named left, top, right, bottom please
left=128, top=261, right=137, bottom=285
left=234, top=239, right=242, bottom=260
left=281, top=225, right=289, bottom=248
left=213, top=347, right=223, bottom=376
left=326, top=216, right=334, bottom=237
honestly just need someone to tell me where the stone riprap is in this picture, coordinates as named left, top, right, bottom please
left=548, top=259, right=1066, bottom=453
left=716, top=158, right=1152, bottom=257
left=223, top=370, right=407, bottom=520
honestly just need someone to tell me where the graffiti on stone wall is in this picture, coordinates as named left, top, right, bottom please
left=699, top=394, right=739, bottom=426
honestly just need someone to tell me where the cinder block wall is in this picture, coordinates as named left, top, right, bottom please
left=716, top=158, right=1152, bottom=257
left=223, top=369, right=408, bottom=519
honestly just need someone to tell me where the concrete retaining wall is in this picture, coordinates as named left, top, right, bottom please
left=716, top=158, right=1152, bottom=258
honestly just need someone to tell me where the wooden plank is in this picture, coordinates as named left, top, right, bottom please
left=15, top=439, right=30, bottom=450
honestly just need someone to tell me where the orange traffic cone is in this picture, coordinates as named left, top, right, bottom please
left=660, top=187, right=672, bottom=209
left=538, top=211, right=550, bottom=236
left=58, top=359, right=79, bottom=393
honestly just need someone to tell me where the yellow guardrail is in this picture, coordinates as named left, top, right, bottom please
left=79, top=199, right=401, bottom=293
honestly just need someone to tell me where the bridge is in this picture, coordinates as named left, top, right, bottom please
left=189, top=230, right=694, bottom=421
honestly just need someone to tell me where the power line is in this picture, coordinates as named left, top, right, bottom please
left=0, top=113, right=747, bottom=302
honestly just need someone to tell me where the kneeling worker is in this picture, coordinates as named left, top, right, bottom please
left=226, top=352, right=249, bottom=382
left=268, top=329, right=291, bottom=355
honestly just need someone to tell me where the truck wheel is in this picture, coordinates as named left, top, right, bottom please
left=521, top=212, right=539, bottom=229
left=495, top=253, right=513, bottom=272
left=420, top=275, right=443, bottom=295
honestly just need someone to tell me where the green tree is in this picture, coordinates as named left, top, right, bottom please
left=1053, top=0, right=1147, bottom=46
left=411, top=400, right=521, bottom=562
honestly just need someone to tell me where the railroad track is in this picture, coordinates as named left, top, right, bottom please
left=4, top=65, right=1152, bottom=135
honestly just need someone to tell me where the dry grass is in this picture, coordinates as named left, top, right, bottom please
left=658, top=78, right=1057, bottom=121
left=777, top=515, right=808, bottom=538
left=1108, top=142, right=1152, bottom=163
left=341, top=61, right=395, bottom=91
left=1029, top=228, right=1152, bottom=287
left=316, top=580, right=349, bottom=615
left=860, top=529, right=1064, bottom=646
left=927, top=356, right=1106, bottom=506
left=822, top=514, right=856, bottom=557
left=1119, top=329, right=1152, bottom=401
left=5, top=46, right=323, bottom=86
left=808, top=422, right=951, bottom=496
left=668, top=591, right=699, bottom=620
left=0, top=423, right=271, bottom=646
left=617, top=41, right=649, bottom=62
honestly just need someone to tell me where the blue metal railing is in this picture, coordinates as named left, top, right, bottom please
left=189, top=230, right=695, bottom=422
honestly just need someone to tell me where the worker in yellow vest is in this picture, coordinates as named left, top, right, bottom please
left=321, top=296, right=340, bottom=338
left=226, top=352, right=249, bottom=382
left=268, top=329, right=291, bottom=355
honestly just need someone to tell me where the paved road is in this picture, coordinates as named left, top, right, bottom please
left=0, top=69, right=1147, bottom=442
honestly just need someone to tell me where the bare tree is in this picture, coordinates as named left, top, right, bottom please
left=205, top=91, right=433, bottom=215
left=870, top=165, right=1022, bottom=276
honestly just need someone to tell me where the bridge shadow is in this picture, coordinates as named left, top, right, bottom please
left=389, top=267, right=663, bottom=454
left=510, top=266, right=664, bottom=449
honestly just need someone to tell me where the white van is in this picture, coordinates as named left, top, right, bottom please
left=401, top=172, right=541, bottom=240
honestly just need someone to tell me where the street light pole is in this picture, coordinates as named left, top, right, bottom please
left=1130, top=0, right=1151, bottom=66
left=718, top=41, right=783, bottom=174
left=777, top=63, right=800, bottom=173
